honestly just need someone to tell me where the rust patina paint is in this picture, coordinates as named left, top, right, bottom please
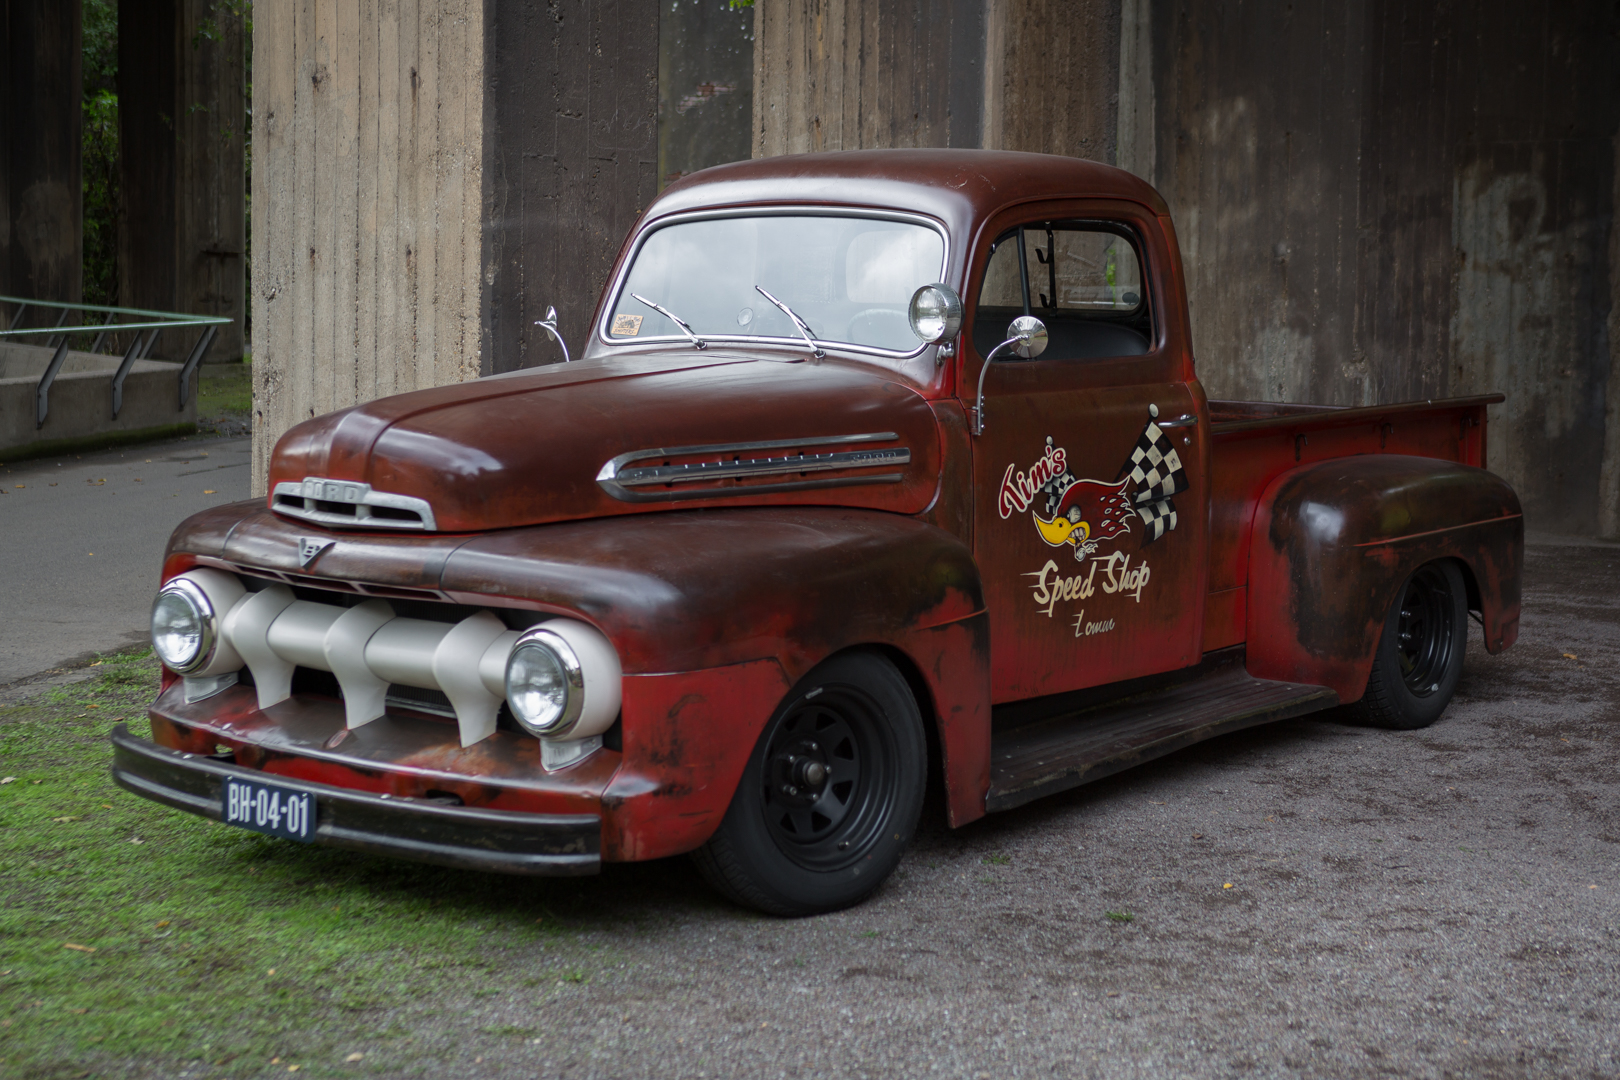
left=137, top=150, right=1524, bottom=872
left=1247, top=455, right=1523, bottom=700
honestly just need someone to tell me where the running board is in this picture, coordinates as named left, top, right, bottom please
left=985, top=664, right=1338, bottom=813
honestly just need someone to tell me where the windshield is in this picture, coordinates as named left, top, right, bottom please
left=603, top=214, right=947, bottom=354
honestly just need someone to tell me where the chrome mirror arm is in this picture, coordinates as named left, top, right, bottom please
left=631, top=293, right=706, bottom=349
left=754, top=285, right=824, bottom=359
left=534, top=305, right=571, bottom=363
left=970, top=315, right=1048, bottom=436
left=970, top=336, right=1024, bottom=436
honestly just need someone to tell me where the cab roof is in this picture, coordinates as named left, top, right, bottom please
left=649, top=149, right=1172, bottom=235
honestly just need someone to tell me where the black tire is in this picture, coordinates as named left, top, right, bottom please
left=691, top=652, right=927, bottom=916
left=1353, top=560, right=1468, bottom=730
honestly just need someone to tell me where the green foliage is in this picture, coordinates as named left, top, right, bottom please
left=728, top=0, right=754, bottom=8
left=82, top=0, right=121, bottom=307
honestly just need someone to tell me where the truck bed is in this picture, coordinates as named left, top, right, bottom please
left=1202, top=394, right=1503, bottom=651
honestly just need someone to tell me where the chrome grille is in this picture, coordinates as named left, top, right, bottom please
left=271, top=477, right=437, bottom=531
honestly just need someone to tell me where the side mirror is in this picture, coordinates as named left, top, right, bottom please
left=1004, top=314, right=1048, bottom=359
left=971, top=315, right=1048, bottom=435
left=534, top=305, right=571, bottom=363
left=908, top=284, right=963, bottom=349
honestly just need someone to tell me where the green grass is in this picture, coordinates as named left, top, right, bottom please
left=198, top=362, right=253, bottom=418
left=0, top=651, right=613, bottom=1078
left=1104, top=910, right=1135, bottom=924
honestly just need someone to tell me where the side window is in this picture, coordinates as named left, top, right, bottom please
left=974, top=222, right=1152, bottom=361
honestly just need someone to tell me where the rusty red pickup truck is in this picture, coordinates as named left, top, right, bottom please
left=113, top=150, right=1522, bottom=915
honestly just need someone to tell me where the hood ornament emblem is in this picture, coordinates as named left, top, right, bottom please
left=298, top=537, right=335, bottom=568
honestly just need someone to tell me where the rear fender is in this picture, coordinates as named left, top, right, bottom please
left=1246, top=456, right=1522, bottom=702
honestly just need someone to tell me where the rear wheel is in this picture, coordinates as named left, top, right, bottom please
left=691, top=652, right=927, bottom=916
left=1354, top=560, right=1468, bottom=730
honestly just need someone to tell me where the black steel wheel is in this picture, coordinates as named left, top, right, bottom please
left=692, top=652, right=927, bottom=916
left=1354, top=560, right=1468, bottom=730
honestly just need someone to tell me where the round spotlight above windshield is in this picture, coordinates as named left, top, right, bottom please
left=908, top=284, right=963, bottom=344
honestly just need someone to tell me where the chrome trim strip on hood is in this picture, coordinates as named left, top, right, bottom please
left=595, top=432, right=911, bottom=504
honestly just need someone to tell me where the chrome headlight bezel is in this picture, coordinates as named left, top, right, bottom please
left=907, top=282, right=963, bottom=344
left=151, top=577, right=218, bottom=675
left=504, top=628, right=586, bottom=738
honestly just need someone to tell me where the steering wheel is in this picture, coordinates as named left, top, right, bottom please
left=844, top=307, right=911, bottom=346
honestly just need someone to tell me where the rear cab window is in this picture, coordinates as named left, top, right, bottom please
left=974, top=222, right=1153, bottom=361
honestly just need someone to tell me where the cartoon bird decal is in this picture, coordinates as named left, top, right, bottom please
left=1034, top=477, right=1135, bottom=558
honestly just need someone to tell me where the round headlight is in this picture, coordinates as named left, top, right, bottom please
left=907, top=283, right=963, bottom=344
left=151, top=579, right=216, bottom=674
left=504, top=630, right=584, bottom=737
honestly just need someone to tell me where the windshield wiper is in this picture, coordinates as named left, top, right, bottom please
left=631, top=293, right=706, bottom=350
left=754, top=286, right=825, bottom=359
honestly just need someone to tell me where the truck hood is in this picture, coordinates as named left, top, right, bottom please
left=266, top=353, right=944, bottom=533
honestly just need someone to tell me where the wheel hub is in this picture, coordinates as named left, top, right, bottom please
left=1394, top=565, right=1456, bottom=696
left=759, top=686, right=898, bottom=870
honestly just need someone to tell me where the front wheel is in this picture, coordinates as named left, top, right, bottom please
left=1353, top=560, right=1468, bottom=730
left=691, top=652, right=927, bottom=916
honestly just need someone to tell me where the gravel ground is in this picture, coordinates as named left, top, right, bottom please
left=269, top=539, right=1610, bottom=1080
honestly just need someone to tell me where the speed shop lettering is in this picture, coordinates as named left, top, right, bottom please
left=1024, top=552, right=1152, bottom=617
left=1010, top=411, right=1186, bottom=621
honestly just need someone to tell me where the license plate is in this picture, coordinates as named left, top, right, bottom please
left=222, top=776, right=316, bottom=843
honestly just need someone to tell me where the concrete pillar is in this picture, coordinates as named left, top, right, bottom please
left=659, top=0, right=754, bottom=188
left=1594, top=133, right=1620, bottom=539
left=0, top=0, right=82, bottom=305
left=118, top=0, right=246, bottom=361
left=982, top=0, right=1118, bottom=161
left=250, top=0, right=661, bottom=494
left=752, top=0, right=984, bottom=156
left=481, top=0, right=660, bottom=377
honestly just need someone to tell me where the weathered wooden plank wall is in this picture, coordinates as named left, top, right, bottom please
left=481, top=0, right=660, bottom=374
left=251, top=0, right=486, bottom=493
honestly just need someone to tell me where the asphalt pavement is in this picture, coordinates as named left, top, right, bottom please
left=0, top=433, right=252, bottom=691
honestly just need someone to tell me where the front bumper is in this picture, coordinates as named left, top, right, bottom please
left=111, top=724, right=601, bottom=875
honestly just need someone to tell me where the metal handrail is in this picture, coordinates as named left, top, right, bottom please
left=1, top=295, right=232, bottom=429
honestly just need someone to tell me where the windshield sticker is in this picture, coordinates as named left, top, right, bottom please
left=610, top=314, right=644, bottom=337
left=1010, top=410, right=1189, bottom=619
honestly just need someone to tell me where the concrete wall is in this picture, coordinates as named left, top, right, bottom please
left=753, top=0, right=1620, bottom=537
left=481, top=0, right=659, bottom=375
left=659, top=0, right=754, bottom=189
left=251, top=0, right=661, bottom=491
left=1135, top=0, right=1620, bottom=536
left=119, top=0, right=248, bottom=363
left=0, top=342, right=197, bottom=458
left=250, top=0, right=487, bottom=492
left=0, top=0, right=82, bottom=306
left=753, top=0, right=985, bottom=156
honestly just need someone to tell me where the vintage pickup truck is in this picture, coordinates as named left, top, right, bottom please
left=113, top=150, right=1522, bottom=915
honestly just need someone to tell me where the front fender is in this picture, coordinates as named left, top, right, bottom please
left=1247, top=456, right=1522, bottom=702
left=442, top=507, right=993, bottom=853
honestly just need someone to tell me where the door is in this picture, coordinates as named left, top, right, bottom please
left=964, top=211, right=1208, bottom=703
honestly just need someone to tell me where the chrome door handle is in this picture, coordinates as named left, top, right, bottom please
left=1157, top=413, right=1198, bottom=429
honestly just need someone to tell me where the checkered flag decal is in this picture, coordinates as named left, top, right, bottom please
left=1119, top=417, right=1188, bottom=544
left=1039, top=437, right=1078, bottom=519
